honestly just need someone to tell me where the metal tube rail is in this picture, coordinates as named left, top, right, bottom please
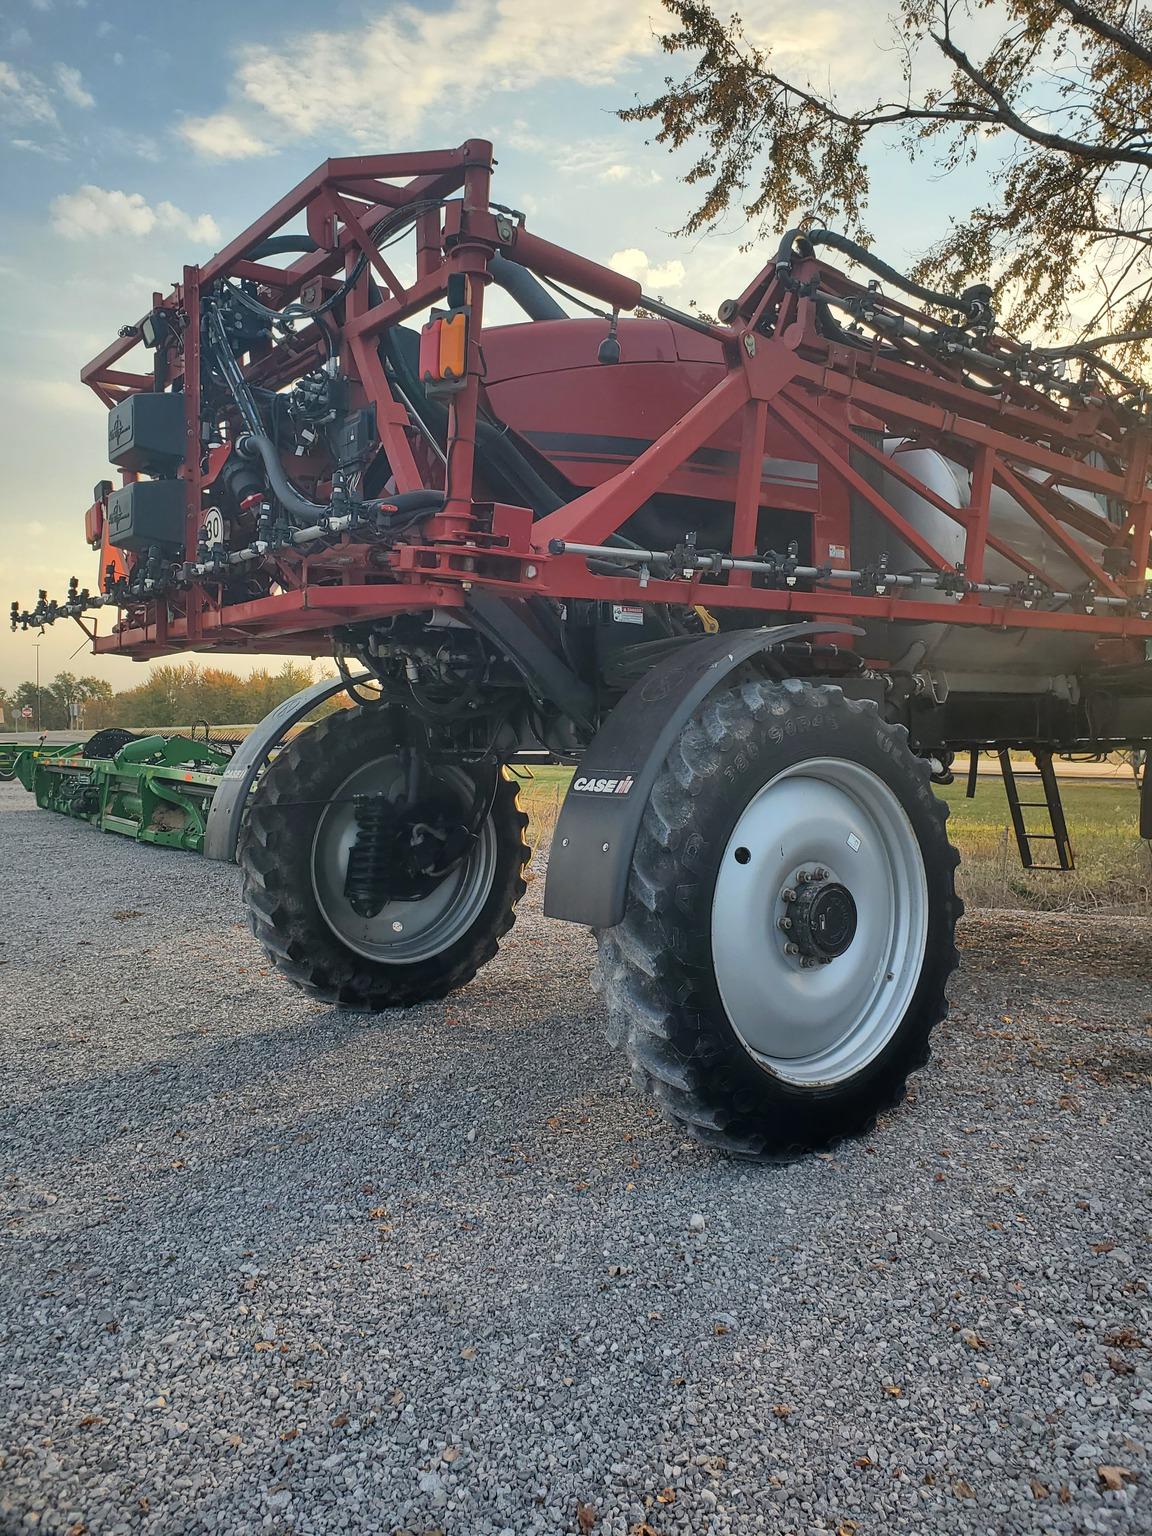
left=546, top=539, right=1138, bottom=609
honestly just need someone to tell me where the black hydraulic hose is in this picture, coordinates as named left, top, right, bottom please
left=376, top=489, right=446, bottom=520
left=236, top=434, right=328, bottom=524
left=244, top=238, right=570, bottom=327
left=206, top=304, right=328, bottom=523
left=245, top=235, right=319, bottom=261
left=381, top=328, right=568, bottom=517
left=208, top=306, right=447, bottom=529
left=777, top=228, right=987, bottom=322
left=489, top=253, right=567, bottom=321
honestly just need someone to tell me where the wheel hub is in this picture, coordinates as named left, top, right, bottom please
left=711, top=760, right=929, bottom=1083
left=789, top=873, right=857, bottom=962
left=311, top=756, right=499, bottom=965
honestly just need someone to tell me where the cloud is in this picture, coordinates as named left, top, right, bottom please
left=50, top=185, right=220, bottom=244
left=506, top=127, right=665, bottom=187
left=54, top=63, right=93, bottom=108
left=599, top=162, right=662, bottom=186
left=10, top=133, right=68, bottom=160
left=0, top=60, right=59, bottom=125
left=181, top=0, right=658, bottom=157
left=609, top=247, right=686, bottom=293
left=179, top=111, right=273, bottom=160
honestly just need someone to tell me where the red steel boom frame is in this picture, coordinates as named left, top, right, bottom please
left=76, top=138, right=1152, bottom=662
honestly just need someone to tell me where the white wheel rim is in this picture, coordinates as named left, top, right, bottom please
left=710, top=758, right=929, bottom=1086
left=311, top=757, right=497, bottom=965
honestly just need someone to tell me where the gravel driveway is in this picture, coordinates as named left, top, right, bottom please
left=1, top=779, right=1149, bottom=1536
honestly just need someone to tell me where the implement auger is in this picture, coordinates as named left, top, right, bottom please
left=11, top=139, right=1152, bottom=1155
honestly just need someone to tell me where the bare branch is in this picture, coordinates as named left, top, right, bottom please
left=932, top=30, right=1152, bottom=168
left=1049, top=0, right=1152, bottom=71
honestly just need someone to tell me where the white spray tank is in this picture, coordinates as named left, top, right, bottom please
left=850, top=441, right=1113, bottom=679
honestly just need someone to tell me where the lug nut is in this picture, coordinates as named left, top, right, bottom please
left=782, top=888, right=797, bottom=903
left=784, top=941, right=800, bottom=955
left=813, top=867, right=828, bottom=880
left=797, top=870, right=810, bottom=883
left=800, top=956, right=815, bottom=968
left=777, top=917, right=792, bottom=931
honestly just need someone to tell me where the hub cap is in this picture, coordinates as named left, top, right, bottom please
left=790, top=876, right=858, bottom=960
left=311, top=757, right=497, bottom=964
left=710, top=758, right=929, bottom=1086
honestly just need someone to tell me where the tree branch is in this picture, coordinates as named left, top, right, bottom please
left=735, top=65, right=998, bottom=133
left=1050, top=0, right=1152, bottom=71
left=932, top=30, right=1152, bottom=168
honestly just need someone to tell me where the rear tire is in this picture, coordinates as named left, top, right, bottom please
left=594, top=677, right=961, bottom=1157
left=239, top=707, right=530, bottom=1010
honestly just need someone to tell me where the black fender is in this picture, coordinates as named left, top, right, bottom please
left=203, top=672, right=371, bottom=862
left=543, top=623, right=862, bottom=928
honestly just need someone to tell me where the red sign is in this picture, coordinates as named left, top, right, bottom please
left=20, top=706, right=33, bottom=720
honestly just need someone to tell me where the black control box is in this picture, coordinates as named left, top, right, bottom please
left=106, top=481, right=187, bottom=554
left=107, top=392, right=186, bottom=473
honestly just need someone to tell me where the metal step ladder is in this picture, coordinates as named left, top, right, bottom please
left=996, top=749, right=1075, bottom=871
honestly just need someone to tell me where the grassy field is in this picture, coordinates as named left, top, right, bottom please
left=511, top=764, right=1151, bottom=914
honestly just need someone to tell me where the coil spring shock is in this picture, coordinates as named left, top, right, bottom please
left=344, top=797, right=396, bottom=918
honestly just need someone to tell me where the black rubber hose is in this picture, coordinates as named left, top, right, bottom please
left=376, top=490, right=446, bottom=521
left=382, top=329, right=568, bottom=516
left=777, top=228, right=982, bottom=320
left=244, top=235, right=320, bottom=261
left=489, top=253, right=567, bottom=321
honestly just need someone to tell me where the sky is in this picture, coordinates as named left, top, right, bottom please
left=0, top=0, right=1005, bottom=694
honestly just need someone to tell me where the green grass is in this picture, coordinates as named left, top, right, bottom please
left=938, top=775, right=1151, bottom=913
left=511, top=765, right=1151, bottom=914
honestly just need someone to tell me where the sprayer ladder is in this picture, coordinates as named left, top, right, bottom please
left=997, top=750, right=1075, bottom=871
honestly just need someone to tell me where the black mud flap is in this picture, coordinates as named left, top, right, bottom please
left=1141, top=751, right=1152, bottom=841
left=543, top=623, right=861, bottom=928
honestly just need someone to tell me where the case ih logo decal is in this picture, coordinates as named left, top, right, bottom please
left=573, top=774, right=635, bottom=796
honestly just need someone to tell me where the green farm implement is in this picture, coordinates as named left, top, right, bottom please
left=3, top=731, right=234, bottom=853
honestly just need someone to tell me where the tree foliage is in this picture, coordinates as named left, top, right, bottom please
left=5, top=662, right=337, bottom=732
left=622, top=0, right=1152, bottom=352
left=8, top=675, right=111, bottom=730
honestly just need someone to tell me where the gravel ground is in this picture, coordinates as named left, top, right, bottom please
left=1, top=778, right=1150, bottom=1536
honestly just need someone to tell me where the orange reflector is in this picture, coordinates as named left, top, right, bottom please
left=438, top=313, right=467, bottom=381
left=84, top=499, right=104, bottom=549
left=419, top=318, right=443, bottom=382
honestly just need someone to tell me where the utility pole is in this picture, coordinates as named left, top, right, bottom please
left=33, top=644, right=41, bottom=733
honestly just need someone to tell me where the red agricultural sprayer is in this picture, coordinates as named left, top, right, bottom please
left=12, top=139, right=1152, bottom=1154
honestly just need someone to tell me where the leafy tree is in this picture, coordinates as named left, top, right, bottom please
left=48, top=672, right=113, bottom=725
left=8, top=673, right=116, bottom=730
left=622, top=0, right=1152, bottom=354
left=13, top=681, right=65, bottom=731
left=89, top=660, right=333, bottom=728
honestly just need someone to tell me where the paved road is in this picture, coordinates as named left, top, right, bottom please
left=1, top=784, right=1149, bottom=1535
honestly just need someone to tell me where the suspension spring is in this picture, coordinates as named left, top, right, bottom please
left=343, top=796, right=396, bottom=919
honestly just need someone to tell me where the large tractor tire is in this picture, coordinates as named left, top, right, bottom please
left=595, top=677, right=961, bottom=1157
left=238, top=707, right=530, bottom=1010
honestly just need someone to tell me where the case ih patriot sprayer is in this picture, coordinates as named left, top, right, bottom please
left=11, top=140, right=1152, bottom=1155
